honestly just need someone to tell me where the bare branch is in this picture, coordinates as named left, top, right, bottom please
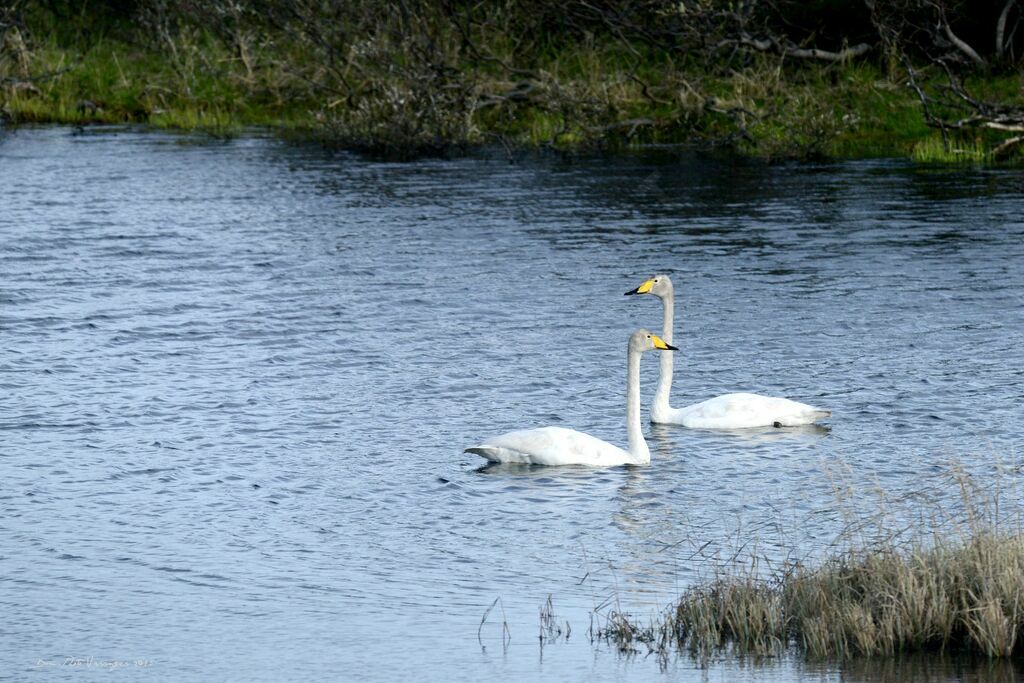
left=940, top=12, right=987, bottom=67
left=587, top=117, right=656, bottom=135
left=0, top=64, right=75, bottom=85
left=992, top=134, right=1024, bottom=157
left=727, top=35, right=872, bottom=62
left=784, top=43, right=873, bottom=62
left=996, top=0, right=1016, bottom=57
left=982, top=121, right=1024, bottom=132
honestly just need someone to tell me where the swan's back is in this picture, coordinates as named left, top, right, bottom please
left=673, top=392, right=830, bottom=429
left=466, top=426, right=631, bottom=466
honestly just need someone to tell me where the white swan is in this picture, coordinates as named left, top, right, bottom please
left=625, top=275, right=830, bottom=429
left=465, top=329, right=677, bottom=466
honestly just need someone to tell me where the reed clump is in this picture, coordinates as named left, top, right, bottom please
left=601, top=466, right=1024, bottom=662
left=789, top=531, right=1023, bottom=658
left=603, top=531, right=1024, bottom=660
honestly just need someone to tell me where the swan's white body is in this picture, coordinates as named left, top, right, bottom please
left=466, top=330, right=672, bottom=466
left=655, top=391, right=830, bottom=429
left=627, top=275, right=830, bottom=429
left=466, top=426, right=637, bottom=467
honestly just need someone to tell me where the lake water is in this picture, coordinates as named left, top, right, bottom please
left=2, top=126, right=1023, bottom=681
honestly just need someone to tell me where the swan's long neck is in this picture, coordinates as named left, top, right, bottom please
left=651, top=288, right=675, bottom=419
left=626, top=346, right=650, bottom=464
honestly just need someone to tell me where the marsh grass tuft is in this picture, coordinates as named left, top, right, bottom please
left=911, top=136, right=993, bottom=164
left=148, top=107, right=242, bottom=137
left=599, top=469, right=1024, bottom=661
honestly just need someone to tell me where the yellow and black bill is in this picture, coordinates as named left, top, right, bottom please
left=651, top=334, right=678, bottom=351
left=624, top=278, right=655, bottom=296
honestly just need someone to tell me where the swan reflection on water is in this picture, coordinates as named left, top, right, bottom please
left=648, top=421, right=831, bottom=453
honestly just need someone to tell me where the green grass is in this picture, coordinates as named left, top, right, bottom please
left=3, top=10, right=1023, bottom=161
left=1, top=25, right=320, bottom=135
left=148, top=107, right=242, bottom=137
left=912, top=136, right=992, bottom=164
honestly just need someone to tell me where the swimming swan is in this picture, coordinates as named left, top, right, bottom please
left=465, top=330, right=677, bottom=466
left=625, top=275, right=830, bottom=429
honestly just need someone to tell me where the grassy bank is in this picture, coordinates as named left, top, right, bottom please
left=599, top=470, right=1024, bottom=662
left=2, top=3, right=1023, bottom=161
left=0, top=17, right=320, bottom=136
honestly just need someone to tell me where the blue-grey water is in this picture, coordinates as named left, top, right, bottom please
left=2, top=127, right=1023, bottom=681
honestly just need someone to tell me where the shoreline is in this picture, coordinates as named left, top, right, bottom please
left=3, top=7, right=1022, bottom=165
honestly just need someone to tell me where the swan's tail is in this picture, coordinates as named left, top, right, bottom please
left=800, top=409, right=831, bottom=424
left=774, top=408, right=831, bottom=427
left=465, top=446, right=501, bottom=462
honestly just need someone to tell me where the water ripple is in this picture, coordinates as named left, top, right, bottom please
left=2, top=128, right=1022, bottom=681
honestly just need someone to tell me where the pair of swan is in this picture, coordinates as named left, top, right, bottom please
left=466, top=275, right=830, bottom=467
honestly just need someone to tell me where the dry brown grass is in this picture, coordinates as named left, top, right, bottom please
left=600, top=468, right=1024, bottom=661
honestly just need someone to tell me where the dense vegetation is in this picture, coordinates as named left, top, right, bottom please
left=2, top=1, right=1024, bottom=160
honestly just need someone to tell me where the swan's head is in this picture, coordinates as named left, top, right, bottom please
left=630, top=328, right=678, bottom=353
left=624, top=274, right=673, bottom=298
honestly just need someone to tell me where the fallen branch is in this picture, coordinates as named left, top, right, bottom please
left=786, top=43, right=873, bottom=61
left=0, top=64, right=75, bottom=85
left=903, top=54, right=1024, bottom=156
left=587, top=116, right=657, bottom=135
left=982, top=120, right=1024, bottom=132
left=705, top=98, right=757, bottom=143
left=728, top=35, right=873, bottom=62
left=992, top=134, right=1024, bottom=157
left=473, top=81, right=543, bottom=109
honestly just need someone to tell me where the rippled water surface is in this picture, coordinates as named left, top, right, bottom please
left=3, top=127, right=1024, bottom=681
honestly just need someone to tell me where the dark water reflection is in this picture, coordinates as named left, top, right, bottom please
left=804, top=655, right=1024, bottom=682
left=2, top=127, right=1022, bottom=681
